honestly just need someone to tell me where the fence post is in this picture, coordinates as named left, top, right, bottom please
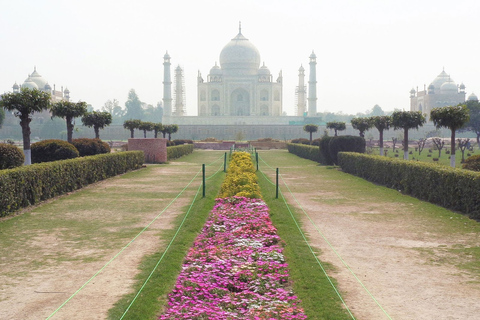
left=276, top=168, right=279, bottom=199
left=224, top=152, right=227, bottom=172
left=256, top=152, right=259, bottom=171
left=202, top=164, right=206, bottom=198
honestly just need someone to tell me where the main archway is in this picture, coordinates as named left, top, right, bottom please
left=230, top=88, right=250, bottom=116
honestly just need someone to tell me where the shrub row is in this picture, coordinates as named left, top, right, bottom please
left=288, top=136, right=366, bottom=165
left=287, top=143, right=321, bottom=162
left=0, top=151, right=144, bottom=217
left=338, top=152, right=480, bottom=219
left=167, top=144, right=194, bottom=160
left=218, top=151, right=261, bottom=198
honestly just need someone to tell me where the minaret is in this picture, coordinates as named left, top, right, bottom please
left=296, top=65, right=306, bottom=116
left=174, top=65, right=185, bottom=116
left=308, top=51, right=317, bottom=116
left=163, top=51, right=172, bottom=117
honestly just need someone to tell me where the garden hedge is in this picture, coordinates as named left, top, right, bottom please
left=0, top=151, right=144, bottom=217
left=167, top=144, right=194, bottom=160
left=0, top=143, right=24, bottom=169
left=287, top=143, right=321, bottom=162
left=338, top=152, right=480, bottom=219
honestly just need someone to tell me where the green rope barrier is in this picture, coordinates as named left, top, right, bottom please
left=44, top=169, right=202, bottom=320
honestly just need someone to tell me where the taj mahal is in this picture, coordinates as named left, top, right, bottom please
left=162, top=25, right=320, bottom=127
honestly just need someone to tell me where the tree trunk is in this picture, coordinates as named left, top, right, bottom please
left=360, top=131, right=365, bottom=138
left=477, top=132, right=480, bottom=149
left=168, top=133, right=171, bottom=141
left=162, top=132, right=166, bottom=138
left=130, top=129, right=134, bottom=139
left=66, top=116, right=73, bottom=143
left=334, top=129, right=338, bottom=136
left=20, top=114, right=32, bottom=165
left=379, top=129, right=384, bottom=156
left=309, top=132, right=312, bottom=143
left=450, top=128, right=456, bottom=168
left=154, top=131, right=158, bottom=138
left=404, top=128, right=409, bottom=160
left=94, top=126, right=100, bottom=139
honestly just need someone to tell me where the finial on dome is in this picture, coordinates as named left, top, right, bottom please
left=239, top=21, right=242, bottom=34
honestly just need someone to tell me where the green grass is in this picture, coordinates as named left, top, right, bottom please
left=258, top=173, right=352, bottom=320
left=107, top=170, right=225, bottom=320
left=368, top=145, right=480, bottom=168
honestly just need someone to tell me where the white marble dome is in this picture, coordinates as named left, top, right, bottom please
left=22, top=77, right=39, bottom=90
left=440, top=80, right=458, bottom=93
left=219, top=31, right=261, bottom=75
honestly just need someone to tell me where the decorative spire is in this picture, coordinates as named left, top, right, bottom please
left=239, top=21, right=242, bottom=34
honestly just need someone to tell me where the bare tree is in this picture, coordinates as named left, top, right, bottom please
left=417, top=138, right=427, bottom=155
left=431, top=138, right=445, bottom=158
left=457, top=138, right=470, bottom=163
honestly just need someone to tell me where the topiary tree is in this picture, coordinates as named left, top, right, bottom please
left=430, top=104, right=470, bottom=167
left=370, top=116, right=391, bottom=156
left=303, top=124, right=319, bottom=143
left=328, top=135, right=366, bottom=164
left=138, top=121, right=154, bottom=138
left=326, top=121, right=346, bottom=136
left=350, top=117, right=373, bottom=138
left=31, top=139, right=79, bottom=163
left=164, top=124, right=179, bottom=141
left=153, top=122, right=163, bottom=138
left=0, top=108, right=5, bottom=129
left=0, top=88, right=51, bottom=165
left=72, top=138, right=110, bottom=156
left=123, top=119, right=141, bottom=138
left=463, top=154, right=480, bottom=171
left=51, top=100, right=88, bottom=143
left=463, top=99, right=480, bottom=148
left=81, top=111, right=112, bottom=139
left=391, top=111, right=426, bottom=160
left=0, top=143, right=24, bottom=169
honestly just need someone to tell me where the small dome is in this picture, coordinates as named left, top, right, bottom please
left=459, top=83, right=466, bottom=90
left=22, top=77, right=39, bottom=90
left=64, top=87, right=70, bottom=94
left=164, top=51, right=170, bottom=59
left=431, top=69, right=452, bottom=91
left=299, top=65, right=305, bottom=72
left=12, top=82, right=19, bottom=89
left=440, top=80, right=458, bottom=93
left=410, top=88, right=416, bottom=94
left=428, top=83, right=435, bottom=90
left=209, top=62, right=222, bottom=75
left=309, top=51, right=316, bottom=59
left=468, top=93, right=478, bottom=101
left=258, top=62, right=270, bottom=75
left=219, top=29, right=261, bottom=75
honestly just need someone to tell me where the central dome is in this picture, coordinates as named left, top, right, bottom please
left=219, top=31, right=261, bottom=75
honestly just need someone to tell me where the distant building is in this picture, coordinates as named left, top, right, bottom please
left=162, top=24, right=318, bottom=126
left=410, top=69, right=466, bottom=119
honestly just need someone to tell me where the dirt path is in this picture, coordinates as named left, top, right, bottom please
left=259, top=150, right=480, bottom=320
left=0, top=151, right=224, bottom=320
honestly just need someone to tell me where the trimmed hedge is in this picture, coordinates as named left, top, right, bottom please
left=72, top=138, right=111, bottom=156
left=0, top=151, right=144, bottom=217
left=167, top=144, right=194, bottom=160
left=0, top=143, right=24, bottom=169
left=31, top=139, right=79, bottom=163
left=463, top=155, right=480, bottom=172
left=329, top=135, right=365, bottom=165
left=287, top=143, right=321, bottom=162
left=319, top=136, right=334, bottom=165
left=338, top=152, right=480, bottom=219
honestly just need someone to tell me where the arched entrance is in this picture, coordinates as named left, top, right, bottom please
left=230, top=88, right=250, bottom=116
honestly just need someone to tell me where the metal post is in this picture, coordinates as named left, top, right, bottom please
left=202, top=164, right=206, bottom=198
left=224, top=152, right=227, bottom=172
left=256, top=152, right=259, bottom=171
left=276, top=168, right=279, bottom=199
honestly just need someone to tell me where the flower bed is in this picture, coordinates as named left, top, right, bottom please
left=160, top=197, right=306, bottom=319
left=160, top=152, right=306, bottom=319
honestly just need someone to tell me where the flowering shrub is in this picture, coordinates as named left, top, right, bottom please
left=219, top=152, right=261, bottom=199
left=160, top=197, right=306, bottom=319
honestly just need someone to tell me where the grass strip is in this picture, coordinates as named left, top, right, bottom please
left=258, top=171, right=352, bottom=320
left=107, top=171, right=225, bottom=320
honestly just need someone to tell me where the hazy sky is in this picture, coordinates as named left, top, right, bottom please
left=2, top=0, right=479, bottom=116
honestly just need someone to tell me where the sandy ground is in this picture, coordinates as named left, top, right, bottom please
left=273, top=162, right=480, bottom=320
left=0, top=161, right=204, bottom=320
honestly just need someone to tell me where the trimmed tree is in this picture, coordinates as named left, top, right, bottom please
left=123, top=119, right=141, bottom=138
left=430, top=104, right=470, bottom=167
left=138, top=121, right=154, bottom=138
left=371, top=116, right=391, bottom=156
left=81, top=111, right=112, bottom=139
left=391, top=111, right=426, bottom=160
left=351, top=117, right=373, bottom=138
left=153, top=123, right=163, bottom=138
left=51, top=100, right=88, bottom=143
left=303, top=124, right=319, bottom=143
left=326, top=121, right=346, bottom=136
left=0, top=88, right=51, bottom=165
left=164, top=124, right=179, bottom=141
left=464, top=99, right=480, bottom=147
